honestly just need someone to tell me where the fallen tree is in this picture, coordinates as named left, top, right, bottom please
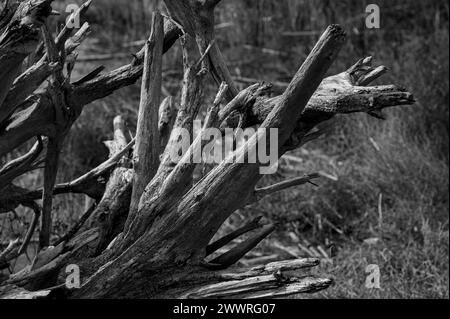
left=0, top=0, right=414, bottom=299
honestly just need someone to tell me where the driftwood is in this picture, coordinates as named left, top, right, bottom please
left=0, top=0, right=414, bottom=299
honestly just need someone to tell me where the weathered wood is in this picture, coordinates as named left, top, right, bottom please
left=182, top=274, right=332, bottom=299
left=0, top=136, right=43, bottom=190
left=157, top=258, right=328, bottom=298
left=0, top=0, right=416, bottom=300
left=248, top=173, right=321, bottom=204
left=208, top=224, right=276, bottom=269
left=91, top=116, right=133, bottom=255
left=0, top=22, right=91, bottom=124
left=0, top=284, right=50, bottom=299
left=18, top=202, right=41, bottom=255
left=0, top=137, right=134, bottom=214
left=158, top=96, right=177, bottom=152
left=208, top=43, right=239, bottom=100
left=39, top=137, right=60, bottom=248
left=146, top=25, right=346, bottom=259
left=56, top=25, right=346, bottom=299
left=122, top=35, right=210, bottom=240
left=130, top=12, right=164, bottom=215
left=206, top=216, right=263, bottom=256
left=154, top=81, right=228, bottom=204
left=164, top=0, right=238, bottom=100
left=0, top=18, right=181, bottom=158
left=0, top=0, right=53, bottom=113
left=246, top=57, right=414, bottom=129
left=0, top=0, right=20, bottom=33
left=0, top=239, right=20, bottom=270
left=53, top=203, right=96, bottom=246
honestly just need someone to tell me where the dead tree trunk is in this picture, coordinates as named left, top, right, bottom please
left=0, top=0, right=414, bottom=299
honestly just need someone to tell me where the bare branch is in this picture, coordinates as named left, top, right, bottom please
left=70, top=18, right=182, bottom=107
left=0, top=23, right=91, bottom=125
left=130, top=12, right=164, bottom=214
left=39, top=137, right=61, bottom=249
left=54, top=0, right=92, bottom=52
left=41, top=22, right=66, bottom=85
left=357, top=65, right=388, bottom=86
left=56, top=137, right=135, bottom=195
left=218, top=82, right=272, bottom=124
left=92, top=116, right=134, bottom=254
left=183, top=269, right=332, bottom=298
left=18, top=202, right=41, bottom=255
left=207, top=224, right=275, bottom=269
left=208, top=42, right=239, bottom=100
left=41, top=22, right=58, bottom=63
left=157, top=258, right=327, bottom=298
left=0, top=239, right=20, bottom=270
left=164, top=0, right=237, bottom=100
left=194, top=39, right=215, bottom=70
left=206, top=216, right=263, bottom=256
left=53, top=203, right=97, bottom=246
left=248, top=57, right=415, bottom=131
left=0, top=136, right=43, bottom=190
left=158, top=96, right=177, bottom=152
left=253, top=173, right=321, bottom=200
left=0, top=62, right=60, bottom=123
left=64, top=22, right=92, bottom=54
left=0, top=18, right=181, bottom=159
left=0, top=136, right=134, bottom=215
left=283, top=121, right=335, bottom=152
left=0, top=0, right=53, bottom=110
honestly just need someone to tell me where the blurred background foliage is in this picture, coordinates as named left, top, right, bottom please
left=1, top=0, right=448, bottom=298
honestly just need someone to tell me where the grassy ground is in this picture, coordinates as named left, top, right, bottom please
left=1, top=0, right=448, bottom=298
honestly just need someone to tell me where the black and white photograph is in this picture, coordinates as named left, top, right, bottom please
left=0, top=0, right=448, bottom=306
